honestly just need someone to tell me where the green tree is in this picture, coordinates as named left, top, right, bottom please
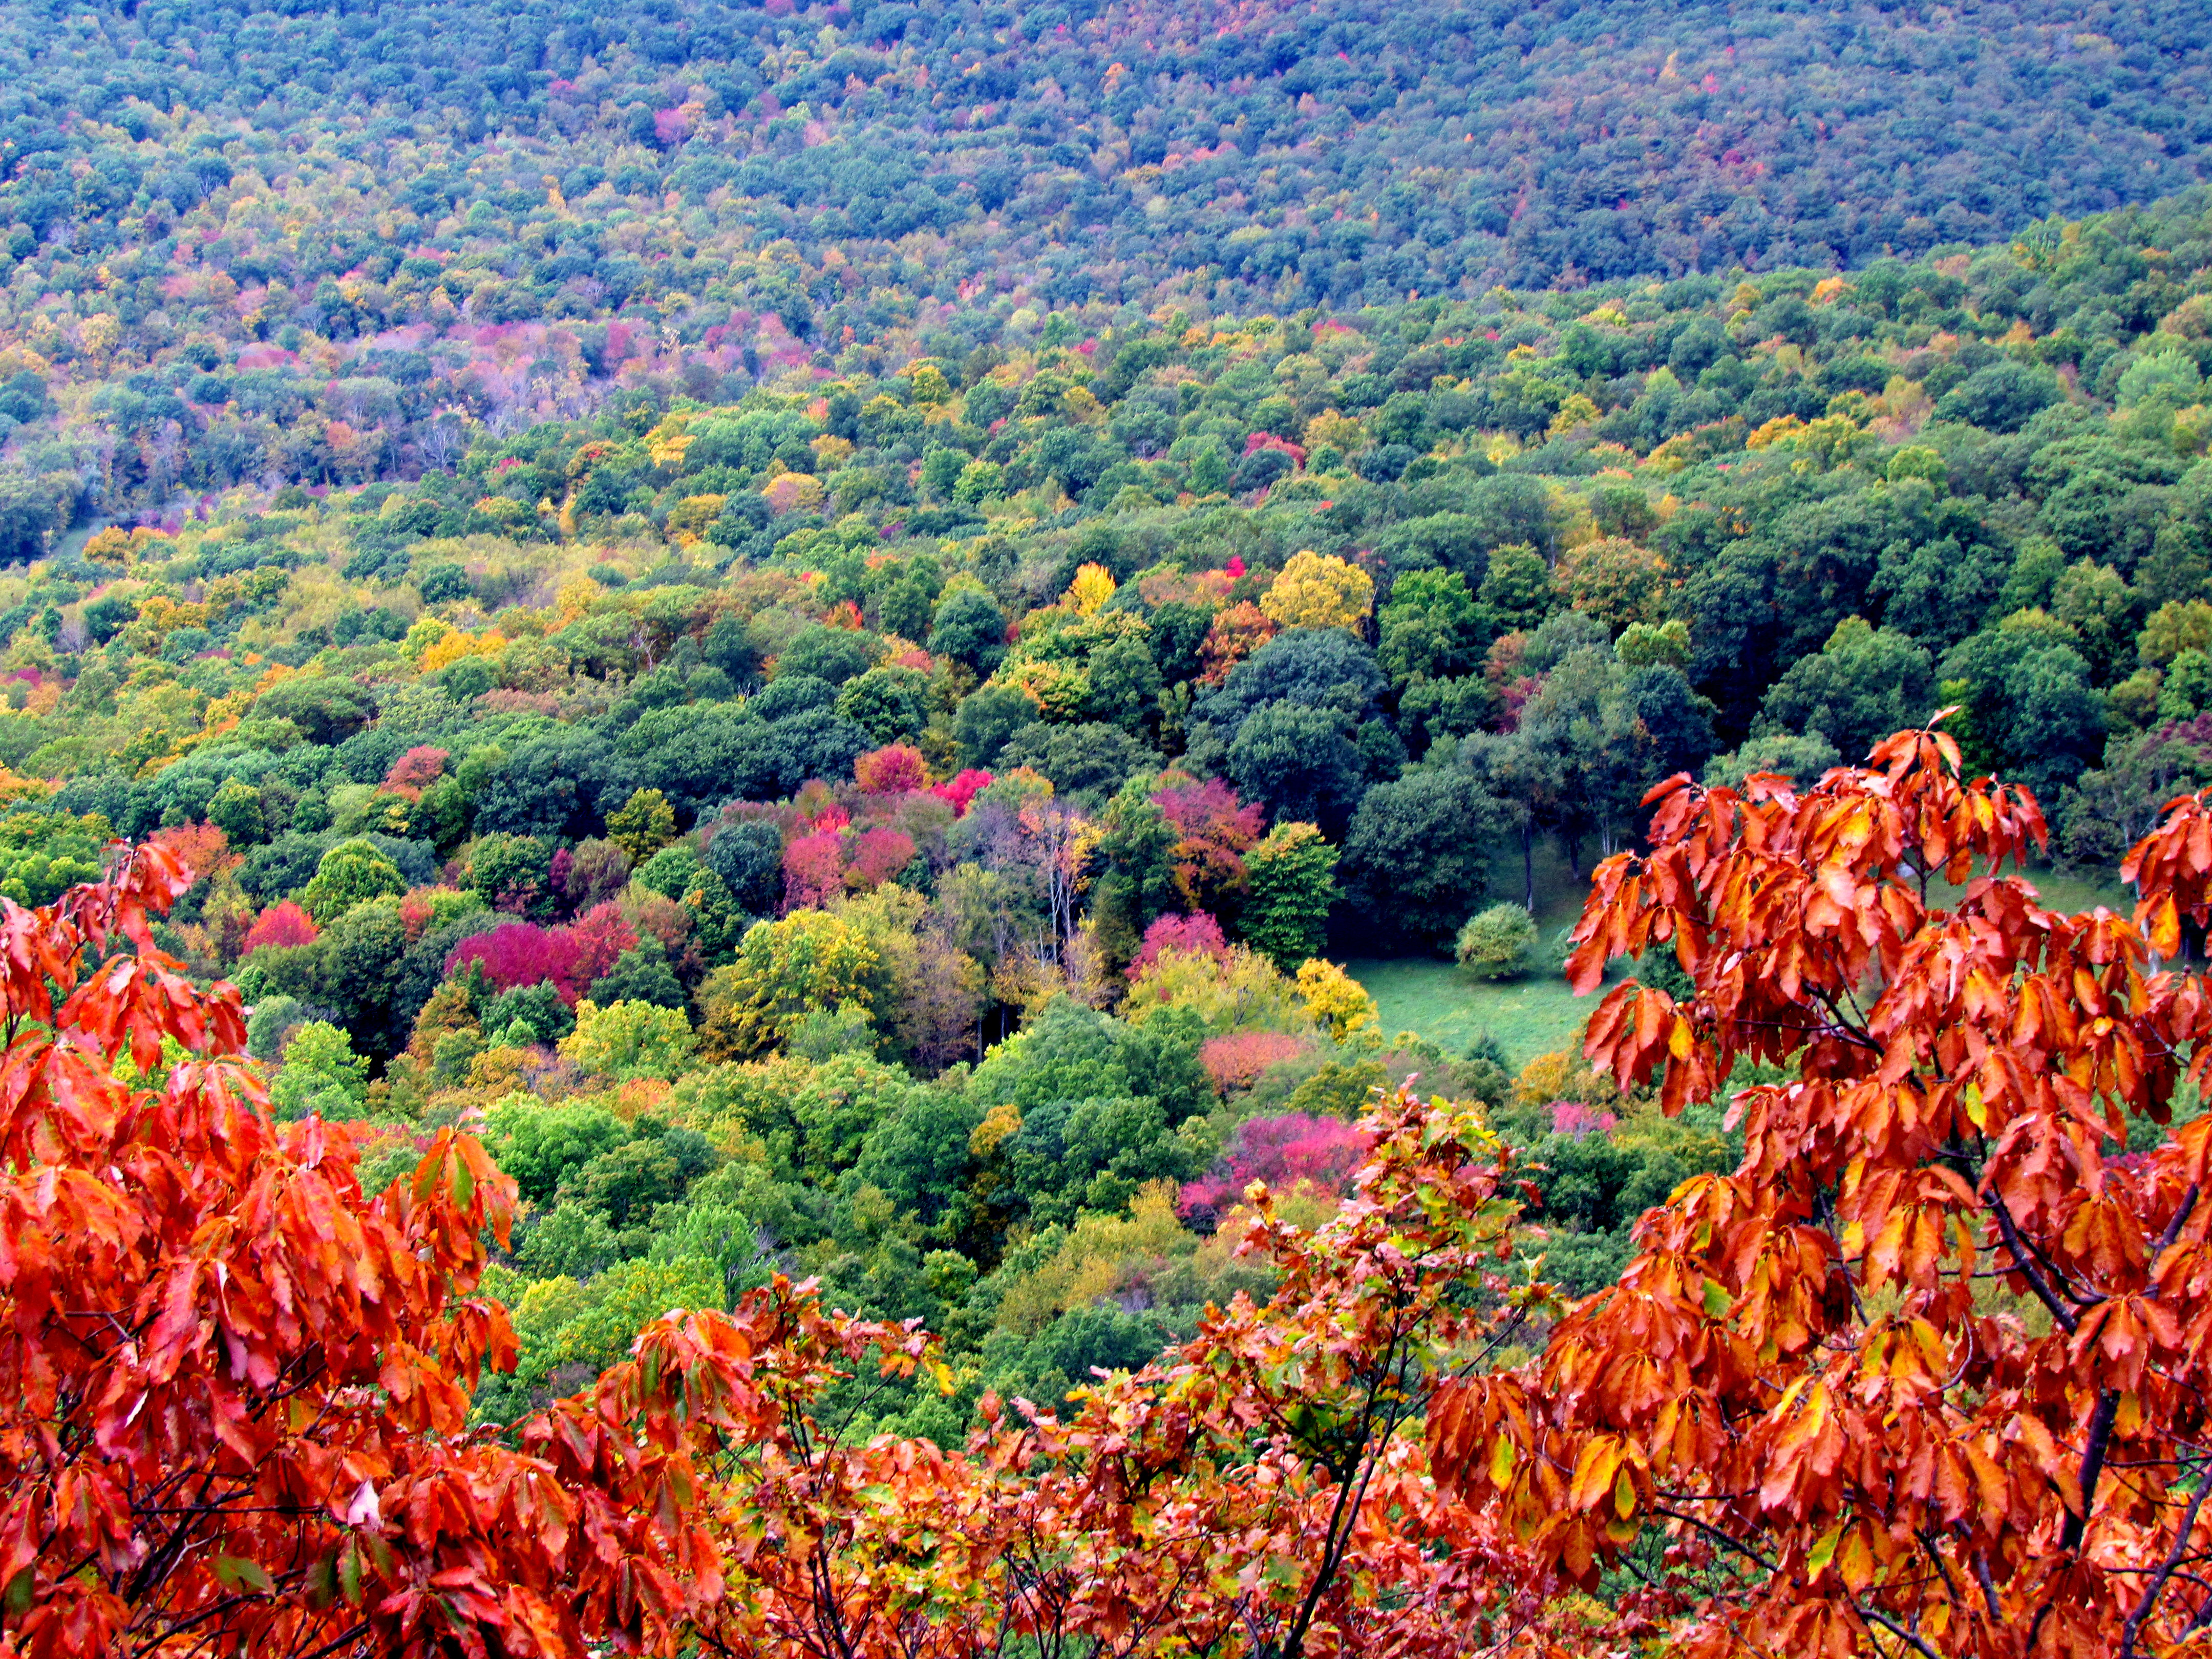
left=836, top=664, right=933, bottom=744
left=1475, top=543, right=1555, bottom=637
left=2052, top=559, right=2141, bottom=684
left=1340, top=768, right=1504, bottom=947
left=206, top=779, right=266, bottom=847
left=466, top=832, right=551, bottom=916
left=588, top=937, right=687, bottom=1008
left=481, top=1099, right=631, bottom=1206
left=928, top=587, right=1010, bottom=676
left=1225, top=704, right=1367, bottom=834
left=269, top=1020, right=370, bottom=1121
left=482, top=981, right=575, bottom=1046
left=1376, top=569, right=1482, bottom=689
left=1085, top=631, right=1162, bottom=734
left=1090, top=779, right=1181, bottom=965
left=1240, top=821, right=1339, bottom=971
left=299, top=838, right=405, bottom=923
left=953, top=682, right=1038, bottom=768
left=1755, top=615, right=1937, bottom=763
left=1941, top=614, right=2108, bottom=797
left=705, top=820, right=784, bottom=914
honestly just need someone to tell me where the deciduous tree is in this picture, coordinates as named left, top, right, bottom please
left=1434, top=724, right=2212, bottom=1658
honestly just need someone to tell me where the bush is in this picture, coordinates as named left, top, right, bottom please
left=1456, top=903, right=1539, bottom=981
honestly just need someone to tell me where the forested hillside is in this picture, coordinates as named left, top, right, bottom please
left=2, top=0, right=2210, bottom=551
left=7, top=0, right=2212, bottom=1649
left=0, top=177, right=2200, bottom=1431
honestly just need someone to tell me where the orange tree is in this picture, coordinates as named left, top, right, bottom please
left=0, top=841, right=755, bottom=1657
left=1433, top=725, right=2212, bottom=1657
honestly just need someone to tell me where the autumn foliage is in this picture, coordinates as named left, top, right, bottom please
left=1434, top=724, right=2212, bottom=1657
left=0, top=844, right=713, bottom=1656
left=0, top=841, right=1555, bottom=1657
left=36, top=720, right=2212, bottom=1657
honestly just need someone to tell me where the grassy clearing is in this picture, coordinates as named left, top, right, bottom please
left=1348, top=955, right=1600, bottom=1070
left=1344, top=837, right=2137, bottom=1071
left=1347, top=835, right=1606, bottom=1070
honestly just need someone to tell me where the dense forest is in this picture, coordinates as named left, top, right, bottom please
left=5, top=0, right=2212, bottom=1650
left=0, top=169, right=2201, bottom=1433
left=0, top=0, right=2208, bottom=546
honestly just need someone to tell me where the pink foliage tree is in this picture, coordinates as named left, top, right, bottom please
left=445, top=923, right=578, bottom=999
left=930, top=769, right=993, bottom=817
left=782, top=830, right=846, bottom=910
left=1126, top=911, right=1229, bottom=980
left=1548, top=1100, right=1618, bottom=1139
left=845, top=826, right=918, bottom=890
left=242, top=900, right=318, bottom=955
left=1243, top=431, right=1307, bottom=467
left=1178, top=1112, right=1372, bottom=1229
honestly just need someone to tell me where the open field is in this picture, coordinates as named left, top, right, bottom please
left=1347, top=955, right=1599, bottom=1070
left=1348, top=845, right=2139, bottom=1070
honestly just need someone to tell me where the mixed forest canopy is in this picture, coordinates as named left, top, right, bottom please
left=0, top=165, right=2205, bottom=1427
left=8, top=2, right=2212, bottom=1650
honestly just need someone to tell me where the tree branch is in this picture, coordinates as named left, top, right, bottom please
left=2120, top=1470, right=2212, bottom=1659
left=2061, top=1390, right=2122, bottom=1554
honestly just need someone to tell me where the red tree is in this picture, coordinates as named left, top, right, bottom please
left=0, top=844, right=726, bottom=1657
left=243, top=899, right=318, bottom=954
left=930, top=768, right=993, bottom=817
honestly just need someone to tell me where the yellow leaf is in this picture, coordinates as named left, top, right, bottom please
left=1568, top=1436, right=1624, bottom=1513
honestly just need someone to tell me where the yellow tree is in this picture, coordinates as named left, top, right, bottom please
left=1261, top=550, right=1374, bottom=633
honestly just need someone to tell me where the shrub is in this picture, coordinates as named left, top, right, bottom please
left=1455, top=903, right=1540, bottom=981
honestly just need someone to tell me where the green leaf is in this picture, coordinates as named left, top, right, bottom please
left=1702, top=1277, right=1730, bottom=1318
left=215, top=1555, right=274, bottom=1596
